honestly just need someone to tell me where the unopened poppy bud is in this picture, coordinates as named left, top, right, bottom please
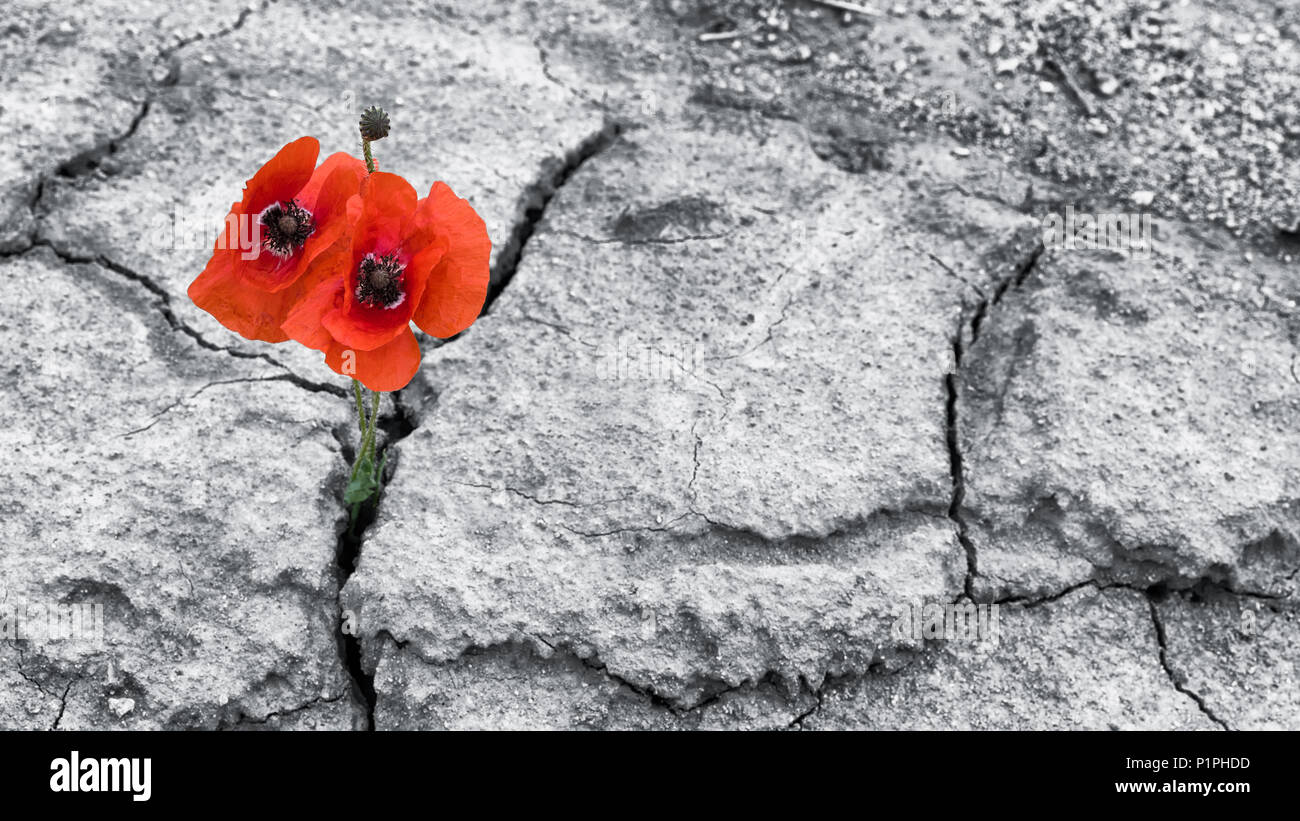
left=359, top=106, right=390, bottom=141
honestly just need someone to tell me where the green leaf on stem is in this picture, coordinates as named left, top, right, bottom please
left=345, top=457, right=378, bottom=505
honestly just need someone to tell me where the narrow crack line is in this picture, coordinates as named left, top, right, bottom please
left=688, top=420, right=703, bottom=501
left=994, top=579, right=1098, bottom=608
left=222, top=692, right=346, bottom=728
left=534, top=36, right=610, bottom=110
left=930, top=181, right=1032, bottom=214
left=970, top=241, right=1045, bottom=347
left=909, top=243, right=986, bottom=299
left=28, top=240, right=345, bottom=396
left=945, top=364, right=978, bottom=601
left=158, top=0, right=276, bottom=61
left=707, top=263, right=801, bottom=363
left=787, top=688, right=825, bottom=729
left=991, top=577, right=1188, bottom=608
left=11, top=645, right=61, bottom=700
left=268, top=371, right=351, bottom=398
left=559, top=514, right=694, bottom=539
left=519, top=313, right=598, bottom=348
left=683, top=506, right=954, bottom=548
left=178, top=558, right=196, bottom=598
left=786, top=659, right=922, bottom=730
left=717, top=293, right=797, bottom=361
left=482, top=120, right=624, bottom=316
left=1147, top=597, right=1231, bottom=730
left=1053, top=526, right=1295, bottom=603
left=12, top=644, right=91, bottom=730
left=582, top=660, right=687, bottom=714
left=56, top=98, right=152, bottom=179
left=551, top=227, right=735, bottom=245
left=121, top=374, right=339, bottom=438
left=7, top=175, right=52, bottom=254
left=999, top=573, right=1296, bottom=611
left=170, top=82, right=322, bottom=116
left=446, top=479, right=594, bottom=508
left=51, top=675, right=79, bottom=731
left=1188, top=576, right=1290, bottom=602
left=944, top=241, right=1045, bottom=602
left=526, top=633, right=716, bottom=716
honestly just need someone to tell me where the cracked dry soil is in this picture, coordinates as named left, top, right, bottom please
left=2, top=0, right=1297, bottom=730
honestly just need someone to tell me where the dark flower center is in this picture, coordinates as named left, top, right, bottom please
left=356, top=252, right=405, bottom=308
left=260, top=199, right=315, bottom=257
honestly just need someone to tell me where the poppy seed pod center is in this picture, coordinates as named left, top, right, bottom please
left=260, top=199, right=316, bottom=258
left=356, top=252, right=406, bottom=308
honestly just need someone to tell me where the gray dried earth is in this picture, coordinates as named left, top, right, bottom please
left=1, top=0, right=1296, bottom=730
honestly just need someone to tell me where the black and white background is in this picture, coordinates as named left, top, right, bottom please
left=2, top=0, right=1297, bottom=732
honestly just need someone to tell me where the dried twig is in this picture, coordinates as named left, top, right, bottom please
left=698, top=29, right=749, bottom=42
left=1041, top=56, right=1093, bottom=116
left=1042, top=52, right=1117, bottom=123
left=808, top=0, right=881, bottom=16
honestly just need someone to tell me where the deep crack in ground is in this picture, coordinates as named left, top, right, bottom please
left=482, top=120, right=623, bottom=315
left=945, top=241, right=1045, bottom=602
left=329, top=120, right=632, bottom=727
left=332, top=392, right=417, bottom=731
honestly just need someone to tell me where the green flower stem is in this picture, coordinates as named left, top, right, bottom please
left=364, top=389, right=380, bottom=464
left=349, top=385, right=382, bottom=483
left=362, top=139, right=375, bottom=174
left=353, top=379, right=367, bottom=436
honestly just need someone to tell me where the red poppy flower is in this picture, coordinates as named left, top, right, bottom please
left=282, top=172, right=491, bottom=391
left=188, top=137, right=367, bottom=342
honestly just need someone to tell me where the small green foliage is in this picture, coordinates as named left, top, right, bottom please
left=344, top=454, right=381, bottom=506
left=346, top=381, right=386, bottom=527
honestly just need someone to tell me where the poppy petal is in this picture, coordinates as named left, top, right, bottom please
left=188, top=246, right=301, bottom=342
left=321, top=303, right=412, bottom=352
left=297, top=153, right=368, bottom=226
left=237, top=151, right=364, bottom=294
left=282, top=276, right=346, bottom=353
left=350, top=172, right=418, bottom=265
left=239, top=136, right=319, bottom=218
left=412, top=181, right=491, bottom=339
left=326, top=328, right=421, bottom=392
left=318, top=172, right=423, bottom=351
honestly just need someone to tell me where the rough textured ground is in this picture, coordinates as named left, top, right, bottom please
left=3, top=0, right=1297, bottom=730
